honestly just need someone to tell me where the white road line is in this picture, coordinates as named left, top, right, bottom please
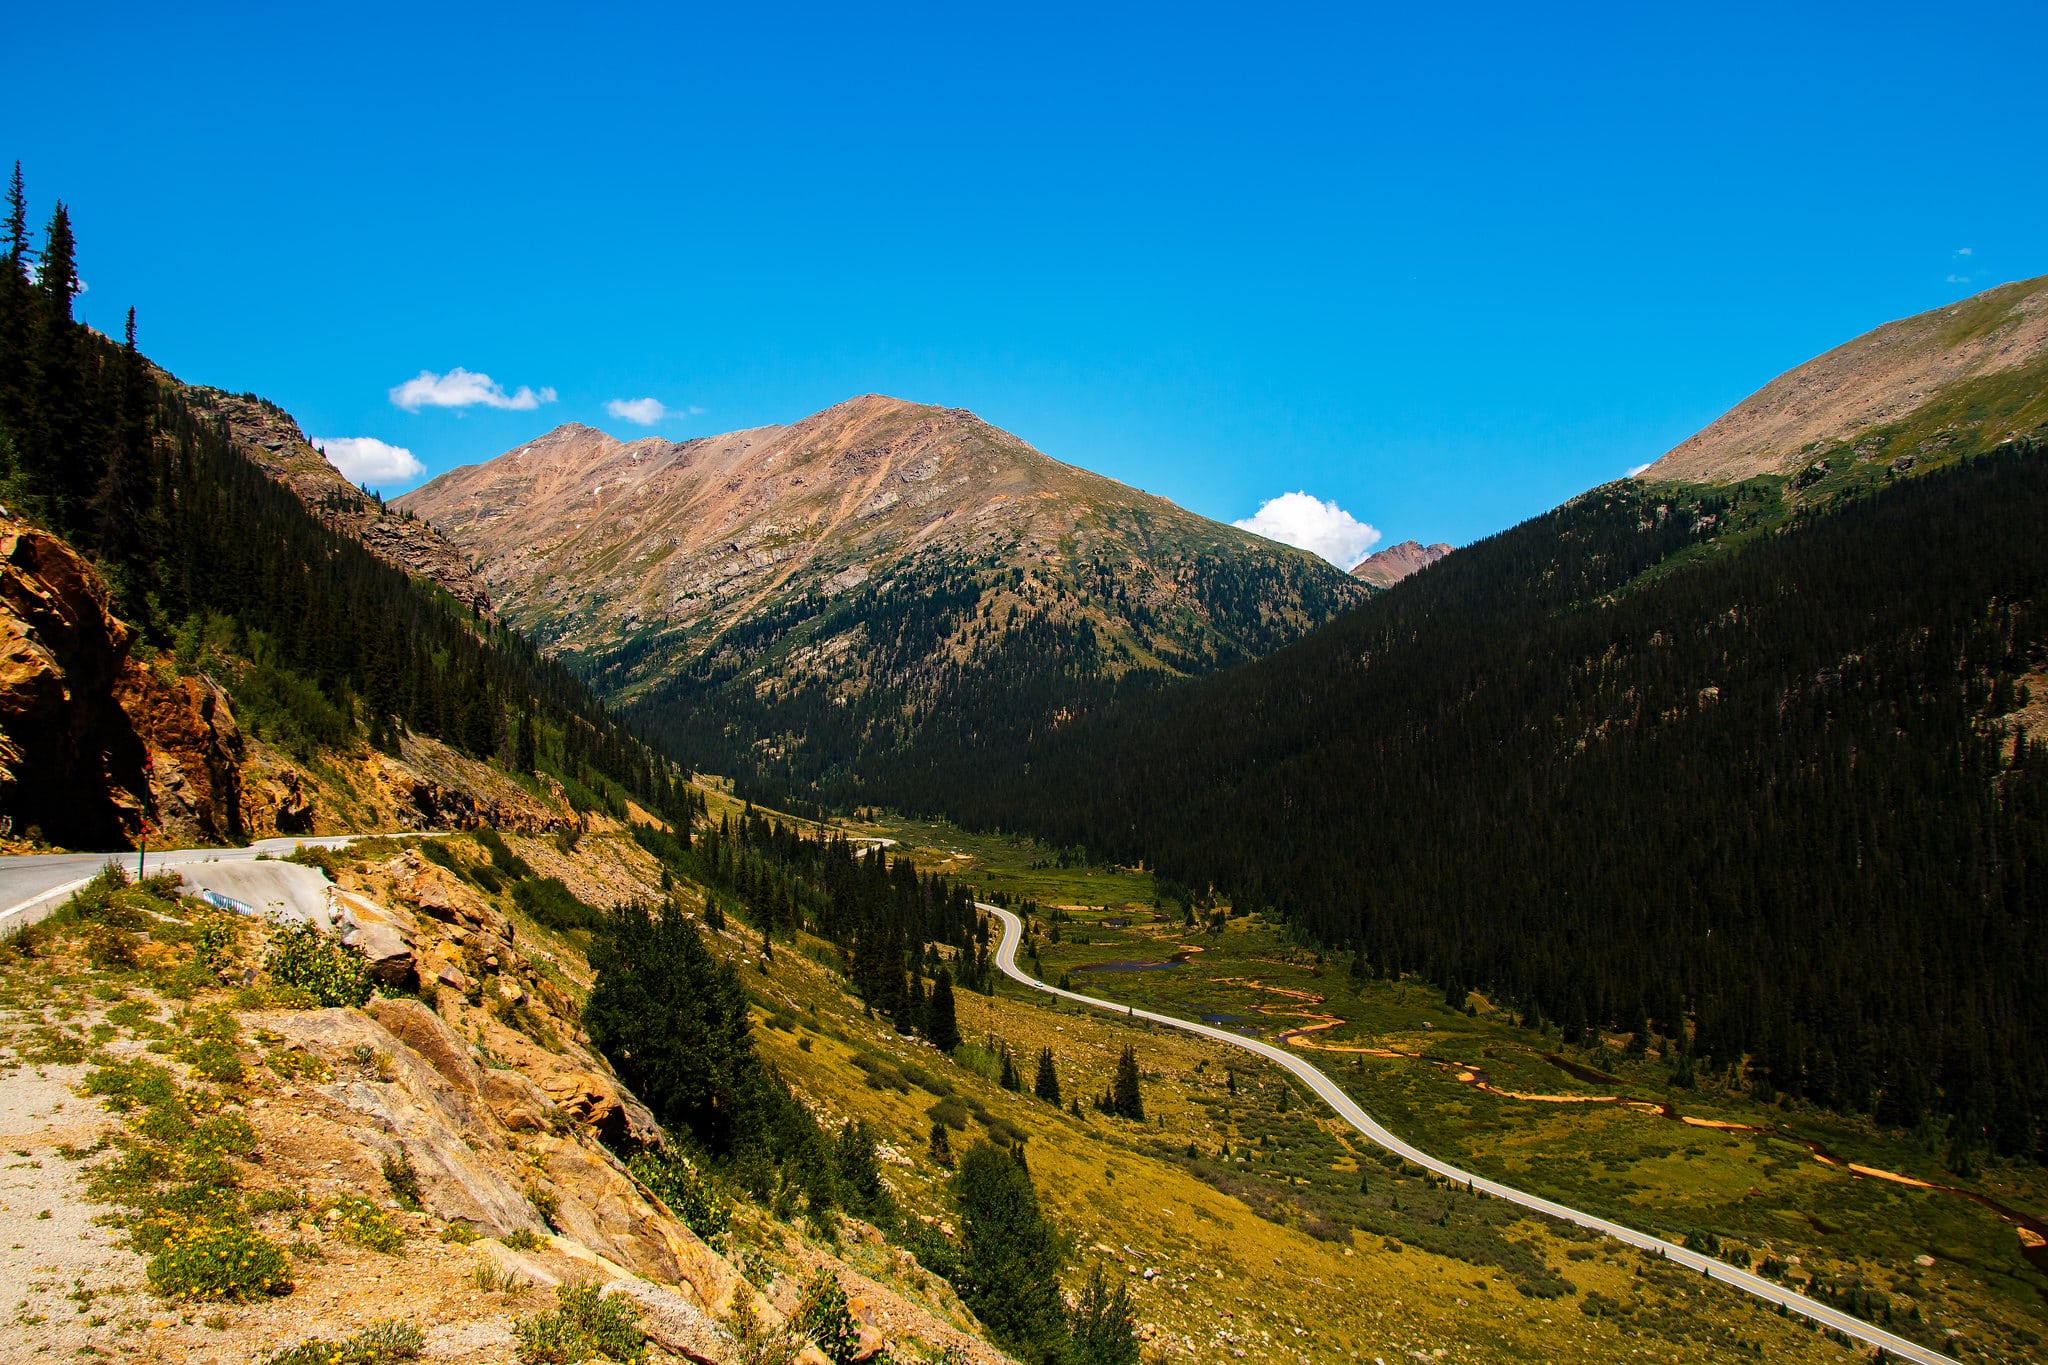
left=983, top=903, right=1954, bottom=1365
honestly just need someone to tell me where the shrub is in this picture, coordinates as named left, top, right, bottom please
left=787, top=1269, right=859, bottom=1365
left=265, top=1320, right=424, bottom=1365
left=628, top=1147, right=730, bottom=1239
left=81, top=1059, right=181, bottom=1113
left=322, top=1195, right=405, bottom=1253
left=182, top=1038, right=245, bottom=1083
left=511, top=1282, right=646, bottom=1364
left=282, top=844, right=342, bottom=879
left=146, top=1223, right=292, bottom=1300
left=513, top=877, right=604, bottom=936
left=265, top=921, right=373, bottom=1007
left=474, top=827, right=534, bottom=881
left=383, top=1150, right=424, bottom=1210
left=502, top=1227, right=547, bottom=1252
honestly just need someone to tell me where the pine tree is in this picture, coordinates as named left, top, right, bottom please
left=4, top=163, right=26, bottom=269
left=833, top=1119, right=893, bottom=1226
left=1034, top=1047, right=1061, bottom=1106
left=35, top=203, right=77, bottom=313
left=516, top=698, right=539, bottom=774
left=999, top=1046, right=1022, bottom=1092
left=926, top=968, right=960, bottom=1052
left=1069, top=1263, right=1140, bottom=1365
left=1111, top=1045, right=1144, bottom=1121
left=952, top=1143, right=1070, bottom=1363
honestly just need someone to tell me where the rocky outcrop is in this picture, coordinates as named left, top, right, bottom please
left=116, top=665, right=245, bottom=846
left=179, top=385, right=491, bottom=613
left=0, top=514, right=148, bottom=847
left=259, top=1006, right=547, bottom=1238
left=334, top=890, right=421, bottom=989
left=1349, top=540, right=1452, bottom=589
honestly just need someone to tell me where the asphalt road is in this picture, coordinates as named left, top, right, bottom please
left=984, top=903, right=1955, bottom=1365
left=0, top=835, right=392, bottom=938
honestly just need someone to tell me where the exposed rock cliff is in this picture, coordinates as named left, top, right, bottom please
left=0, top=513, right=149, bottom=845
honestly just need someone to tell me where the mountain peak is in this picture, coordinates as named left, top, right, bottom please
left=1351, top=539, right=1452, bottom=587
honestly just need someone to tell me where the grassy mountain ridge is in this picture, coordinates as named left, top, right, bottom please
left=1643, top=273, right=2048, bottom=484
left=399, top=395, right=1365, bottom=806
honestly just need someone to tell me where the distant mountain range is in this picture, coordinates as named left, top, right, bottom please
left=398, top=395, right=1364, bottom=804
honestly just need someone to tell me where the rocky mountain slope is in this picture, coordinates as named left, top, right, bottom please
left=1642, top=273, right=2048, bottom=484
left=179, top=384, right=492, bottom=612
left=1349, top=539, right=1451, bottom=588
left=400, top=396, right=1364, bottom=804
left=0, top=505, right=589, bottom=850
left=0, top=835, right=1009, bottom=1364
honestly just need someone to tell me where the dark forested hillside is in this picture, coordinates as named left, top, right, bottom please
left=965, top=450, right=2048, bottom=1162
left=0, top=169, right=689, bottom=842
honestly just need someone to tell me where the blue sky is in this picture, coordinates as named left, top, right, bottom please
left=8, top=1, right=2044, bottom=561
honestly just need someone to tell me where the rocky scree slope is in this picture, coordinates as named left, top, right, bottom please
left=399, top=395, right=1362, bottom=800
left=1643, top=273, right=2048, bottom=485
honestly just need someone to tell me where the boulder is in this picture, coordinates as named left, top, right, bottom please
left=334, top=891, right=420, bottom=989
left=598, top=1277, right=736, bottom=1365
left=115, top=665, right=244, bottom=845
left=480, top=1068, right=556, bottom=1132
left=364, top=995, right=481, bottom=1095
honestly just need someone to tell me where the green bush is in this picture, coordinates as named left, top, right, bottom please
left=628, top=1147, right=730, bottom=1239
left=502, top=1227, right=547, bottom=1252
left=265, top=1319, right=423, bottom=1365
left=146, top=1223, right=292, bottom=1300
left=182, top=1037, right=245, bottom=1083
left=474, top=827, right=534, bottom=880
left=511, top=1282, right=645, bottom=1364
left=322, top=1195, right=406, bottom=1253
left=81, top=1059, right=182, bottom=1113
left=266, top=921, right=373, bottom=1007
left=788, top=1269, right=859, bottom=1364
left=513, top=877, right=605, bottom=935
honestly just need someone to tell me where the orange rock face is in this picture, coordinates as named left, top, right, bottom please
left=115, top=664, right=245, bottom=846
left=0, top=515, right=148, bottom=846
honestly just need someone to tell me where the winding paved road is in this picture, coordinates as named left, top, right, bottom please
left=0, top=835, right=413, bottom=939
left=983, top=903, right=1953, bottom=1365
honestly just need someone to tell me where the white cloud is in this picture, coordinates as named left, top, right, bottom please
left=312, top=436, right=425, bottom=485
left=389, top=367, right=557, bottom=412
left=1948, top=274, right=1973, bottom=284
left=606, top=396, right=667, bottom=425
left=1627, top=461, right=1653, bottom=477
left=1233, top=491, right=1381, bottom=569
left=1956, top=247, right=1973, bottom=256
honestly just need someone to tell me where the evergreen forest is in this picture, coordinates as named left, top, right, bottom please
left=958, top=449, right=2048, bottom=1164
